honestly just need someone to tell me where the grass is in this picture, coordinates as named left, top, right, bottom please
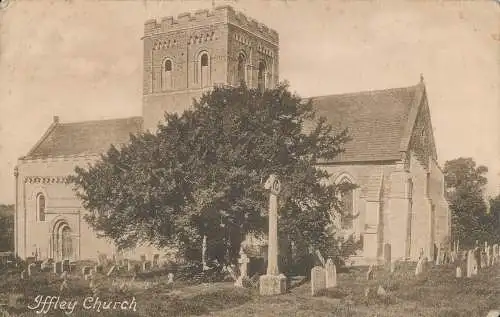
left=0, top=260, right=498, bottom=316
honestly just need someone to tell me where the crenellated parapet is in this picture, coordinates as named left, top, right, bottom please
left=144, top=5, right=279, bottom=45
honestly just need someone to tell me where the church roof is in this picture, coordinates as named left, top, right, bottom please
left=308, top=81, right=426, bottom=162
left=24, top=116, right=143, bottom=159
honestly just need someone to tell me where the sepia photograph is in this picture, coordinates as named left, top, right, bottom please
left=0, top=0, right=499, bottom=316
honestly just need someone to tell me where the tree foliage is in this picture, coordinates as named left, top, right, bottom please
left=0, top=204, right=14, bottom=252
left=70, top=83, right=353, bottom=267
left=443, top=157, right=490, bottom=248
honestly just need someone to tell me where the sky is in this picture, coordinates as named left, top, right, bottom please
left=0, top=0, right=499, bottom=204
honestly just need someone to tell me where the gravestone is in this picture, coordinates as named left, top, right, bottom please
left=167, top=273, right=174, bottom=284
left=366, top=264, right=375, bottom=280
left=325, top=258, right=337, bottom=288
left=377, top=285, right=387, bottom=297
left=20, top=270, right=26, bottom=280
left=493, top=245, right=498, bottom=264
left=53, top=261, right=63, bottom=274
left=487, top=246, right=493, bottom=266
left=62, top=259, right=70, bottom=272
left=435, top=246, right=442, bottom=265
left=106, top=265, right=117, bottom=277
left=315, top=250, right=326, bottom=267
left=456, top=266, right=462, bottom=278
left=235, top=249, right=250, bottom=287
left=474, top=247, right=481, bottom=270
left=415, top=257, right=424, bottom=276
left=27, top=263, right=37, bottom=277
left=310, top=266, right=326, bottom=296
left=82, top=266, right=91, bottom=276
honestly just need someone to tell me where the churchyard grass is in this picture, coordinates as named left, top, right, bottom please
left=0, top=261, right=498, bottom=316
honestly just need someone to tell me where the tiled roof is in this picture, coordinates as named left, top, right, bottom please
left=25, top=117, right=143, bottom=159
left=308, top=82, right=424, bottom=162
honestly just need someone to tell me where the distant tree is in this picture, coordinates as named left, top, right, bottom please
left=0, top=204, right=14, bottom=251
left=443, top=157, right=489, bottom=248
left=486, top=195, right=500, bottom=242
left=71, top=83, right=354, bottom=269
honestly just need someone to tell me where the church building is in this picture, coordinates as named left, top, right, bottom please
left=14, top=6, right=450, bottom=264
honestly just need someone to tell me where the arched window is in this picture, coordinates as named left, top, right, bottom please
left=162, top=59, right=173, bottom=90
left=338, top=177, right=354, bottom=230
left=200, top=53, right=210, bottom=87
left=36, top=193, right=46, bottom=222
left=237, top=53, right=246, bottom=85
left=258, top=61, right=266, bottom=91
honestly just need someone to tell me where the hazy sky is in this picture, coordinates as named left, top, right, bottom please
left=0, top=0, right=499, bottom=204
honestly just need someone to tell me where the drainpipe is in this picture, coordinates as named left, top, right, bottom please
left=14, top=166, right=18, bottom=257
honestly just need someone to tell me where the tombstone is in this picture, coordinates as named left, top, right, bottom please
left=20, top=269, right=27, bottom=280
left=325, top=258, right=337, bottom=288
left=310, top=266, right=326, bottom=296
left=152, top=254, right=160, bottom=268
left=377, top=285, right=387, bottom=297
left=415, top=258, right=424, bottom=276
left=487, top=310, right=500, bottom=317
left=167, top=272, right=174, bottom=284
left=94, top=264, right=103, bottom=274
left=235, top=250, right=250, bottom=287
left=82, top=266, right=91, bottom=276
left=27, top=263, right=37, bottom=277
left=390, top=260, right=397, bottom=273
left=467, top=250, right=477, bottom=277
left=384, top=243, right=391, bottom=268
left=474, top=247, right=481, bottom=270
left=53, top=261, right=63, bottom=274
left=366, top=264, right=375, bottom=280
left=60, top=270, right=68, bottom=280
left=456, top=266, right=462, bottom=278
left=106, top=265, right=117, bottom=277
left=62, top=259, right=70, bottom=272
left=493, top=245, right=498, bottom=264
left=435, top=247, right=442, bottom=265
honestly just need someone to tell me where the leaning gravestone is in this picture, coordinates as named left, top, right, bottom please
left=325, top=258, right=337, bottom=288
left=415, top=257, right=424, bottom=276
left=311, top=266, right=326, bottom=296
left=106, top=265, right=117, bottom=277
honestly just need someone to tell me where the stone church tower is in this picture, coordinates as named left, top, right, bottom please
left=142, top=6, right=280, bottom=130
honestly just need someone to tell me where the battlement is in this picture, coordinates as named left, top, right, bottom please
left=144, top=5, right=279, bottom=44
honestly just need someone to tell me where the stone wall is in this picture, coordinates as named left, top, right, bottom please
left=15, top=156, right=163, bottom=261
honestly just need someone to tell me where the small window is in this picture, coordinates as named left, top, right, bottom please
left=201, top=54, right=209, bottom=67
left=165, top=60, right=172, bottom=72
left=37, top=193, right=46, bottom=222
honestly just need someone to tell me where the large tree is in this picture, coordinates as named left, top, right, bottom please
left=71, top=83, right=352, bottom=267
left=443, top=157, right=490, bottom=248
left=0, top=204, right=14, bottom=252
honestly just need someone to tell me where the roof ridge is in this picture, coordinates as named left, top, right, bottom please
left=303, top=84, right=420, bottom=101
left=57, top=116, right=143, bottom=126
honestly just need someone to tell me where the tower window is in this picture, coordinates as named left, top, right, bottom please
left=199, top=52, right=210, bottom=87
left=162, top=58, right=173, bottom=90
left=237, top=53, right=246, bottom=85
left=36, top=193, right=46, bottom=222
left=258, top=61, right=266, bottom=91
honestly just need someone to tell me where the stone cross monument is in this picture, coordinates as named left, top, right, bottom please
left=259, top=174, right=287, bottom=295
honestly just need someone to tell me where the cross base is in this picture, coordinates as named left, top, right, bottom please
left=259, top=274, right=287, bottom=296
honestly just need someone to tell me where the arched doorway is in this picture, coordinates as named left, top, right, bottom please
left=51, top=221, right=73, bottom=261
